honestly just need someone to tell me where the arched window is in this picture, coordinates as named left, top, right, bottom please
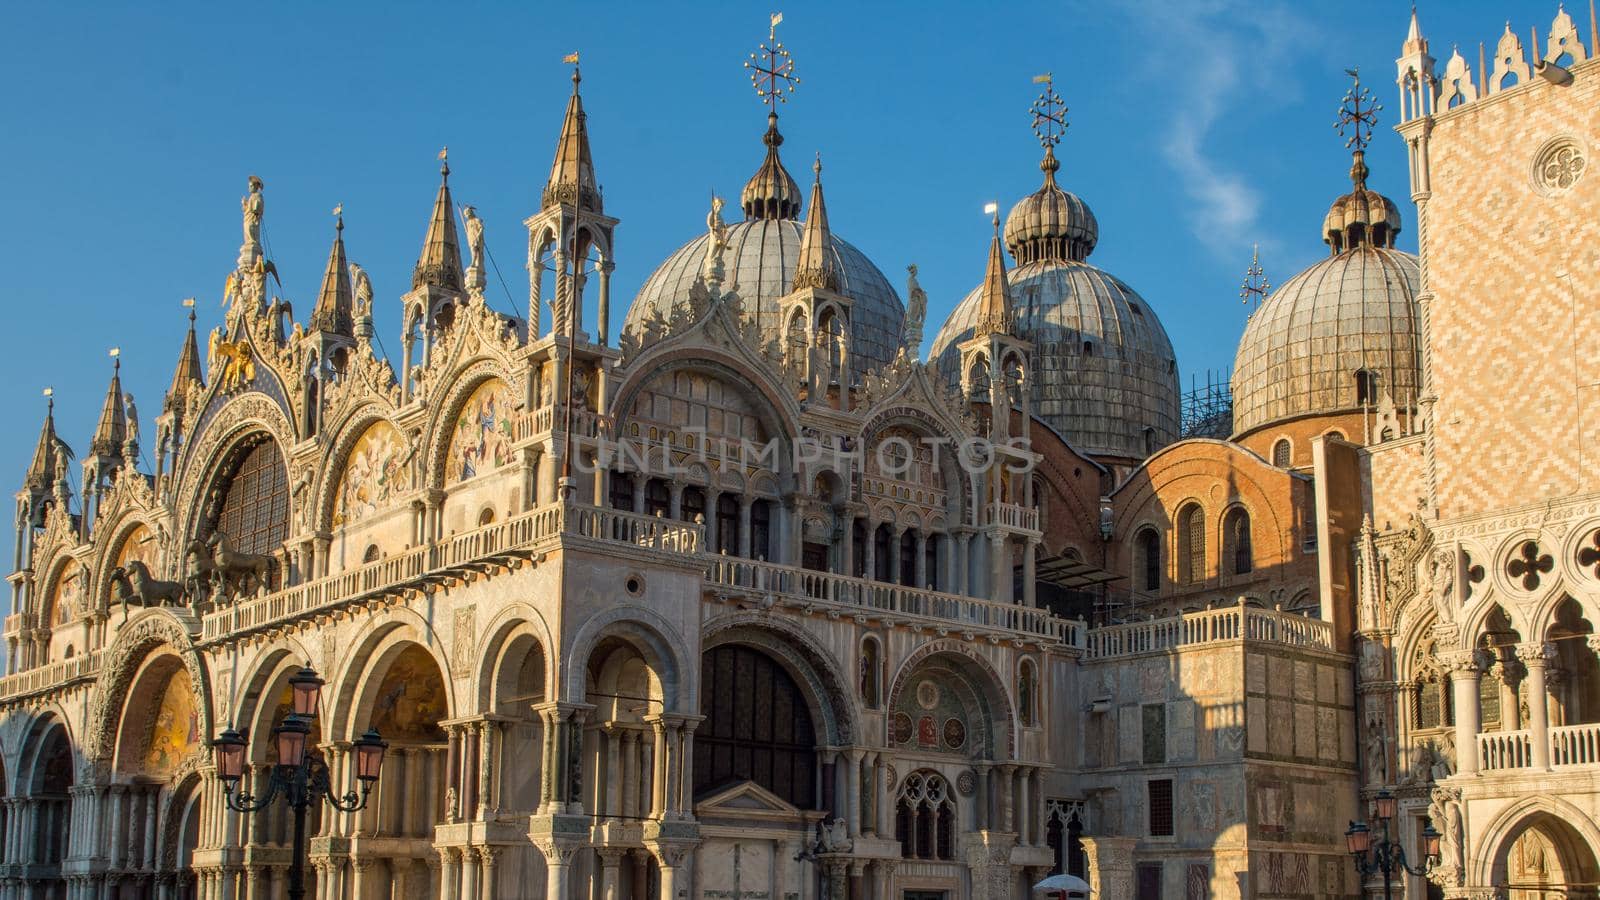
left=1326, top=430, right=1346, bottom=443
left=697, top=645, right=818, bottom=809
left=1223, top=508, right=1253, bottom=576
left=362, top=545, right=381, bottom=564
left=1272, top=438, right=1291, bottom=468
left=896, top=772, right=956, bottom=860
left=1355, top=370, right=1378, bottom=406
left=1178, top=504, right=1206, bottom=585
left=477, top=507, right=495, bottom=527
left=859, top=637, right=881, bottom=708
left=211, top=436, right=288, bottom=589
left=1136, top=528, right=1161, bottom=592
left=873, top=524, right=892, bottom=582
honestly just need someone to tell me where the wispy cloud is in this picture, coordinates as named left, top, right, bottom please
left=1109, top=0, right=1314, bottom=258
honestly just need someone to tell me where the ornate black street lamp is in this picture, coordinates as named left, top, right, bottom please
left=1345, top=790, right=1440, bottom=900
left=211, top=665, right=388, bottom=900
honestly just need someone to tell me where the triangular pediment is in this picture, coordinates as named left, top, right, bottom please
left=694, top=779, right=803, bottom=817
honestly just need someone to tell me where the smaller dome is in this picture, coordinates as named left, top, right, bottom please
left=1322, top=151, right=1403, bottom=253
left=1003, top=149, right=1099, bottom=264
left=741, top=114, right=803, bottom=221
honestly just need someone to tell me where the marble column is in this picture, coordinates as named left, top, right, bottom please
left=1446, top=651, right=1483, bottom=775
left=1520, top=642, right=1555, bottom=770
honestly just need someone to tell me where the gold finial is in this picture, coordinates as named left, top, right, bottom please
left=109, top=347, right=121, bottom=371
left=1240, top=244, right=1271, bottom=314
left=1336, top=66, right=1382, bottom=154
left=746, top=14, right=799, bottom=115
left=1030, top=73, right=1067, bottom=149
left=984, top=201, right=1000, bottom=230
left=182, top=296, right=197, bottom=323
left=439, top=145, right=449, bottom=176
left=332, top=203, right=344, bottom=230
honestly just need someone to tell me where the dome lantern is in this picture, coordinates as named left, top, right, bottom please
left=1003, top=78, right=1100, bottom=265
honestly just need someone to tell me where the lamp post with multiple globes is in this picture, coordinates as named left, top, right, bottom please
left=1345, top=789, right=1441, bottom=900
left=210, top=665, right=387, bottom=900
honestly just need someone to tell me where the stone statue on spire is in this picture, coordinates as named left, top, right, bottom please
left=349, top=262, right=373, bottom=321
left=123, top=393, right=139, bottom=448
left=462, top=205, right=486, bottom=293
left=239, top=175, right=265, bottom=269
left=903, top=264, right=927, bottom=359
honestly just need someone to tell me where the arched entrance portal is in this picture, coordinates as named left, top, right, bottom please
left=1488, top=809, right=1600, bottom=897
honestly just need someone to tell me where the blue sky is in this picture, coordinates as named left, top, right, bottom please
left=0, top=1, right=1537, bottom=516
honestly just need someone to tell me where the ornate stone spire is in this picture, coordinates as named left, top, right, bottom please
left=309, top=210, right=354, bottom=336
left=542, top=67, right=602, bottom=213
left=792, top=155, right=838, bottom=290
left=166, top=302, right=205, bottom=413
left=89, top=354, right=127, bottom=459
left=413, top=150, right=464, bottom=291
left=24, top=392, right=63, bottom=492
left=974, top=212, right=1014, bottom=336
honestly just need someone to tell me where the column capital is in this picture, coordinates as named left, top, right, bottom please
left=1439, top=648, right=1486, bottom=676
left=1515, top=642, right=1556, bottom=667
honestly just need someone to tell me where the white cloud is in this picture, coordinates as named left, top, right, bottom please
left=1111, top=0, right=1313, bottom=257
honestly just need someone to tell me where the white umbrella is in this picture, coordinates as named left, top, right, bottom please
left=1033, top=873, right=1092, bottom=896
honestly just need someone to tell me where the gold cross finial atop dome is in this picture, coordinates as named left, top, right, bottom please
left=1030, top=74, right=1068, bottom=182
left=746, top=14, right=799, bottom=116
left=1240, top=244, right=1271, bottom=315
left=1336, top=66, right=1382, bottom=154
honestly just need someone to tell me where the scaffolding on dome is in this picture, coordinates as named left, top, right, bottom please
left=1179, top=371, right=1233, bottom=439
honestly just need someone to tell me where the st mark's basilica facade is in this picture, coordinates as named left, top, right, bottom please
left=0, top=7, right=1596, bottom=899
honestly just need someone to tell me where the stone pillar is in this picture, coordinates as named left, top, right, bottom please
left=997, top=764, right=1016, bottom=833
left=739, top=496, right=753, bottom=558
left=888, top=527, right=903, bottom=585
left=650, top=718, right=668, bottom=818
left=350, top=859, right=373, bottom=900
left=862, top=517, right=877, bottom=581
left=1520, top=642, right=1555, bottom=770
left=1079, top=836, right=1136, bottom=900
left=1017, top=768, right=1032, bottom=844
left=441, top=847, right=461, bottom=900
left=597, top=848, right=627, bottom=900
left=914, top=530, right=928, bottom=588
left=1445, top=650, right=1484, bottom=775
left=956, top=531, right=973, bottom=597
left=477, top=720, right=496, bottom=820
left=460, top=847, right=478, bottom=900
left=844, top=748, right=863, bottom=837
left=974, top=763, right=990, bottom=830
left=1022, top=539, right=1038, bottom=607
left=541, top=842, right=571, bottom=900
left=990, top=533, right=1009, bottom=602
left=477, top=847, right=499, bottom=900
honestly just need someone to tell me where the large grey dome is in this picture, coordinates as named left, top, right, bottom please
left=626, top=218, right=905, bottom=376
left=1231, top=247, right=1420, bottom=436
left=930, top=259, right=1180, bottom=460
